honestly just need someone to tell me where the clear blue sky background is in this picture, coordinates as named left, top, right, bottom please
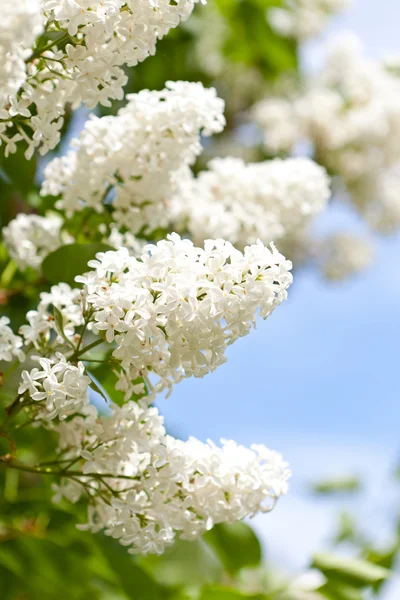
left=154, top=0, right=400, bottom=593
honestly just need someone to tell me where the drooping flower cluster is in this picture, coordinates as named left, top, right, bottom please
left=171, top=157, right=330, bottom=250
left=19, top=354, right=90, bottom=421
left=0, top=317, right=25, bottom=363
left=2, top=213, right=72, bottom=271
left=53, top=400, right=290, bottom=555
left=253, top=35, right=400, bottom=234
left=0, top=0, right=202, bottom=157
left=268, top=0, right=351, bottom=40
left=0, top=1, right=44, bottom=122
left=77, top=234, right=292, bottom=397
left=41, top=82, right=225, bottom=235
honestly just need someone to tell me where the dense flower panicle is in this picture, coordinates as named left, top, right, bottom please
left=2, top=213, right=71, bottom=270
left=253, top=35, right=400, bottom=234
left=0, top=317, right=25, bottom=363
left=76, top=234, right=292, bottom=396
left=54, top=401, right=290, bottom=555
left=0, top=1, right=202, bottom=157
left=19, top=283, right=84, bottom=346
left=18, top=354, right=90, bottom=420
left=41, top=82, right=225, bottom=234
left=0, top=0, right=44, bottom=121
left=171, top=157, right=331, bottom=249
left=318, top=233, right=374, bottom=281
left=268, top=0, right=351, bottom=40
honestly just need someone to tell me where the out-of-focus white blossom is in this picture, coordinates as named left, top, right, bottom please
left=0, top=0, right=44, bottom=131
left=54, top=400, right=290, bottom=555
left=269, top=0, right=351, bottom=40
left=76, top=234, right=292, bottom=397
left=18, top=354, right=90, bottom=420
left=171, top=157, right=330, bottom=249
left=107, top=228, right=146, bottom=257
left=3, top=213, right=71, bottom=270
left=0, top=0, right=202, bottom=157
left=350, top=167, right=400, bottom=234
left=41, top=82, right=225, bottom=234
left=252, top=97, right=305, bottom=155
left=253, top=34, right=400, bottom=235
left=318, top=233, right=375, bottom=281
left=0, top=317, right=25, bottom=363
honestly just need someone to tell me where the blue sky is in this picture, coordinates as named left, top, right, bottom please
left=155, top=0, right=400, bottom=593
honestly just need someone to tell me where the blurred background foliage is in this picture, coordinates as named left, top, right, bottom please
left=0, top=1, right=399, bottom=599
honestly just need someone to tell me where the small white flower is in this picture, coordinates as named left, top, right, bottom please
left=19, top=355, right=90, bottom=421
left=0, top=316, right=25, bottom=363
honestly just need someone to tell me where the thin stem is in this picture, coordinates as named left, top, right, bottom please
left=26, top=32, right=70, bottom=62
left=81, top=359, right=111, bottom=364
left=74, top=312, right=93, bottom=356
left=2, top=459, right=140, bottom=482
left=71, top=338, right=103, bottom=361
left=0, top=396, right=24, bottom=434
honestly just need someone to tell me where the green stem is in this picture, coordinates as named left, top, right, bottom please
left=0, top=260, right=17, bottom=287
left=2, top=459, right=140, bottom=482
left=71, top=338, right=103, bottom=361
left=26, top=32, right=70, bottom=62
left=0, top=396, right=24, bottom=435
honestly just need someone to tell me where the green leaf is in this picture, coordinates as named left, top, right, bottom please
left=312, top=553, right=389, bottom=588
left=87, top=371, right=110, bottom=404
left=42, top=243, right=113, bottom=286
left=0, top=144, right=37, bottom=195
left=199, top=586, right=266, bottom=600
left=52, top=305, right=75, bottom=349
left=141, top=538, right=223, bottom=587
left=97, top=534, right=163, bottom=600
left=204, top=522, right=262, bottom=575
left=311, top=477, right=361, bottom=495
left=317, top=581, right=363, bottom=600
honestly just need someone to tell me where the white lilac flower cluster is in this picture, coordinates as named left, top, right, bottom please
left=0, top=0, right=202, bottom=158
left=268, top=0, right=350, bottom=40
left=53, top=400, right=290, bottom=555
left=171, top=157, right=330, bottom=249
left=77, top=234, right=292, bottom=397
left=41, top=82, right=225, bottom=235
left=0, top=317, right=25, bottom=363
left=253, top=35, right=400, bottom=234
left=0, top=0, right=44, bottom=131
left=2, top=213, right=72, bottom=271
left=19, top=354, right=90, bottom=421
